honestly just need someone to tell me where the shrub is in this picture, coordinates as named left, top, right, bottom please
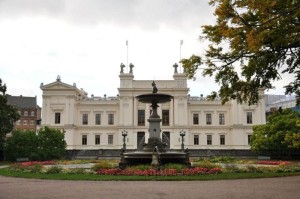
left=192, top=160, right=218, bottom=169
left=45, top=166, right=63, bottom=174
left=162, top=163, right=187, bottom=172
left=209, top=156, right=236, bottom=163
left=91, top=160, right=115, bottom=171
left=223, top=164, right=245, bottom=173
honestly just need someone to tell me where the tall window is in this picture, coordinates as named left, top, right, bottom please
left=248, top=135, right=252, bottom=145
left=138, top=110, right=145, bottom=126
left=193, top=114, right=199, bottom=125
left=82, top=114, right=88, bottom=125
left=95, top=135, right=100, bottom=145
left=247, top=112, right=253, bottom=124
left=55, top=112, right=61, bottom=124
left=82, top=135, right=87, bottom=145
left=31, top=111, right=35, bottom=116
left=206, top=113, right=212, bottom=125
left=207, top=135, right=212, bottom=145
left=24, top=111, right=28, bottom=116
left=95, top=114, right=101, bottom=125
left=108, top=135, right=114, bottom=145
left=220, top=135, right=225, bottom=145
left=162, top=110, right=169, bottom=126
left=194, top=135, right=199, bottom=145
left=108, top=114, right=114, bottom=125
left=219, top=113, right=225, bottom=125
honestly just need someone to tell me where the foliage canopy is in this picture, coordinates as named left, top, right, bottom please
left=181, top=0, right=300, bottom=105
left=0, top=78, right=20, bottom=149
left=5, top=127, right=67, bottom=161
left=251, top=109, right=300, bottom=154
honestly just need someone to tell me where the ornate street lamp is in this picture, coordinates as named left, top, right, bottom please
left=122, top=130, right=128, bottom=150
left=180, top=130, right=186, bottom=151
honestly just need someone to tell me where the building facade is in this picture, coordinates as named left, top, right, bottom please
left=7, top=95, right=41, bottom=132
left=40, top=69, right=266, bottom=156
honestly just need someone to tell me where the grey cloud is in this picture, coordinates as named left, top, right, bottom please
left=0, top=0, right=214, bottom=29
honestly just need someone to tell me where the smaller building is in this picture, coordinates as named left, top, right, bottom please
left=7, top=95, right=41, bottom=132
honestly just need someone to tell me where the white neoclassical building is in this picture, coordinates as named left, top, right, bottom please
left=40, top=67, right=266, bottom=157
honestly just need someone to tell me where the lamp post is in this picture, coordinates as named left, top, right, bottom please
left=122, top=130, right=128, bottom=150
left=180, top=130, right=186, bottom=151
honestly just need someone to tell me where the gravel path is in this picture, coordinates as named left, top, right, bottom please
left=0, top=175, right=300, bottom=199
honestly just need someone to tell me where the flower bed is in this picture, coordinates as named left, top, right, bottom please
left=257, top=160, right=292, bottom=166
left=96, top=167, right=222, bottom=176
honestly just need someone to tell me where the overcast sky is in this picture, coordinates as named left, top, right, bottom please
left=0, top=0, right=288, bottom=106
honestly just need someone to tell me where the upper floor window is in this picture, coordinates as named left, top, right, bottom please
left=220, top=135, right=225, bottom=145
left=82, top=114, right=88, bottom=125
left=207, top=134, right=212, bottom=145
left=95, top=114, right=101, bottom=125
left=31, top=111, right=35, bottom=116
left=24, top=111, right=28, bottom=116
left=247, top=112, right=253, bottom=124
left=206, top=113, right=212, bottom=125
left=162, top=110, right=169, bottom=126
left=108, top=114, right=114, bottom=125
left=194, top=135, right=199, bottom=145
left=138, top=110, right=145, bottom=126
left=219, top=113, right=225, bottom=125
left=193, top=114, right=199, bottom=125
left=55, top=112, right=61, bottom=124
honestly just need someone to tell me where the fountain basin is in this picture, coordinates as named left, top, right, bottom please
left=136, top=93, right=173, bottom=104
left=120, top=151, right=191, bottom=166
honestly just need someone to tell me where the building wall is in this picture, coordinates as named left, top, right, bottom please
left=40, top=71, right=266, bottom=151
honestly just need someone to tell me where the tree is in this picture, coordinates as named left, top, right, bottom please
left=4, top=130, right=38, bottom=161
left=37, top=127, right=67, bottom=160
left=0, top=78, right=20, bottom=149
left=181, top=0, right=300, bottom=105
left=4, top=127, right=67, bottom=161
left=251, top=109, right=300, bottom=155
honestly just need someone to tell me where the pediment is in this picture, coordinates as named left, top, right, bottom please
left=41, top=81, right=75, bottom=90
left=40, top=80, right=86, bottom=96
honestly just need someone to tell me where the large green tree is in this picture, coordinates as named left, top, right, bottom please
left=251, top=109, right=300, bottom=155
left=5, top=127, right=67, bottom=161
left=37, top=127, right=67, bottom=160
left=0, top=78, right=20, bottom=149
left=181, top=0, right=300, bottom=105
left=5, top=130, right=38, bottom=161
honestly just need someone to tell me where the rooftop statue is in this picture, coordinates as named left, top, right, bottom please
left=129, top=63, right=134, bottom=73
left=120, top=63, right=125, bottom=73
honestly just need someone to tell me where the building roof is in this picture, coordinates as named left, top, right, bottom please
left=7, top=95, right=37, bottom=109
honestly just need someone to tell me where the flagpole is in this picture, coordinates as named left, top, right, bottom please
left=180, top=40, right=183, bottom=73
left=126, top=40, right=129, bottom=72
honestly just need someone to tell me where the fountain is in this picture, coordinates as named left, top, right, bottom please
left=119, top=81, right=191, bottom=169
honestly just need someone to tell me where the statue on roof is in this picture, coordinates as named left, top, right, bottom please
left=120, top=63, right=125, bottom=73
left=173, top=63, right=178, bottom=73
left=129, top=63, right=134, bottom=73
